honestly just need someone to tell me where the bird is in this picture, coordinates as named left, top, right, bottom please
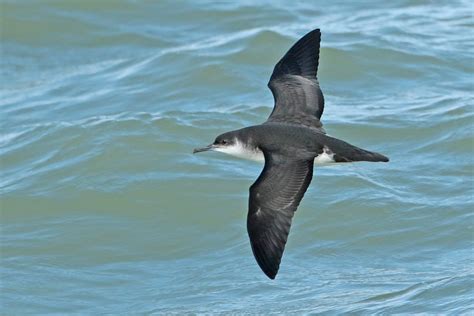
left=193, top=29, right=389, bottom=279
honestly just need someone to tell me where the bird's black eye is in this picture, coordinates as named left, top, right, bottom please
left=221, top=139, right=228, bottom=145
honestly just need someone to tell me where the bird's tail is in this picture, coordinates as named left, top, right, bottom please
left=326, top=137, right=389, bottom=163
left=334, top=147, right=389, bottom=163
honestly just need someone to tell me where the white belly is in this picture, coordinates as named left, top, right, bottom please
left=215, top=142, right=335, bottom=165
left=313, top=146, right=336, bottom=165
left=313, top=152, right=336, bottom=164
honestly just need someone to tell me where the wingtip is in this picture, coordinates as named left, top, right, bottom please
left=269, top=27, right=322, bottom=81
left=309, top=28, right=321, bottom=36
left=302, top=28, right=321, bottom=41
left=255, top=256, right=280, bottom=279
left=252, top=248, right=281, bottom=280
left=263, top=269, right=278, bottom=280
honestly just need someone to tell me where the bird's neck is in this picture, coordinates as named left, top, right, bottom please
left=216, top=136, right=264, bottom=162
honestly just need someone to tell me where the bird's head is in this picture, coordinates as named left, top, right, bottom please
left=193, top=131, right=237, bottom=154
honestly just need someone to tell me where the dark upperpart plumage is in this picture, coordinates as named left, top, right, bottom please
left=193, top=28, right=389, bottom=279
left=267, top=29, right=325, bottom=132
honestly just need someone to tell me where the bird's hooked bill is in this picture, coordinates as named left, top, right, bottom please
left=193, top=144, right=213, bottom=154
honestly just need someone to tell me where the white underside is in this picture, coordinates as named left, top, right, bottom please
left=214, top=141, right=336, bottom=165
left=213, top=140, right=265, bottom=162
left=313, top=146, right=336, bottom=164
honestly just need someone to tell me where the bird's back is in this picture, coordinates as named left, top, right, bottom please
left=240, top=123, right=388, bottom=163
left=239, top=123, right=325, bottom=157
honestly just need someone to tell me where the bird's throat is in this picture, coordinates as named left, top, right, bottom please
left=214, top=140, right=265, bottom=162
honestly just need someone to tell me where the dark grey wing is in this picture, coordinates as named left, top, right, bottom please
left=247, top=152, right=314, bottom=279
left=266, top=29, right=325, bottom=132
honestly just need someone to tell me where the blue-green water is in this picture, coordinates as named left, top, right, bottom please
left=1, top=0, right=473, bottom=314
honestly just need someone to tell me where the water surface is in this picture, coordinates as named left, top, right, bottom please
left=1, top=0, right=473, bottom=314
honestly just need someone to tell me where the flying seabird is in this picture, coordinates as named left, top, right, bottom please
left=193, top=29, right=389, bottom=279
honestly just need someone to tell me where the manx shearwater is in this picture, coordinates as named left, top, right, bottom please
left=193, top=29, right=389, bottom=279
